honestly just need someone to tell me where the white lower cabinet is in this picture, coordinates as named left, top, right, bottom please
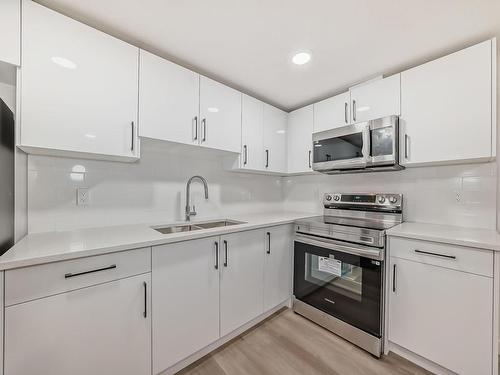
left=220, top=229, right=265, bottom=336
left=4, top=273, right=152, bottom=375
left=388, top=254, right=493, bottom=375
left=263, top=225, right=293, bottom=310
left=152, top=236, right=220, bottom=374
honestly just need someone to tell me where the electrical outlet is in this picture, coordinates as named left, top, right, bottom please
left=77, top=187, right=89, bottom=206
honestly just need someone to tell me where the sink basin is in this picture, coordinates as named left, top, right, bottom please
left=153, top=219, right=245, bottom=235
left=153, top=224, right=203, bottom=234
left=195, top=219, right=246, bottom=229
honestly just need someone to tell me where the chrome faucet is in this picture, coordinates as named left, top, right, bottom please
left=185, top=175, right=209, bottom=221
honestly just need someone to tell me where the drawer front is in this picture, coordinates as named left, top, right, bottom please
left=389, top=237, right=493, bottom=277
left=5, top=247, right=151, bottom=306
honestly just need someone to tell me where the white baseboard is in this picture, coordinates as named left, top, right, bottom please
left=158, top=299, right=291, bottom=375
left=387, top=342, right=456, bottom=375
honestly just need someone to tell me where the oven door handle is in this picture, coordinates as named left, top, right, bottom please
left=295, top=234, right=383, bottom=261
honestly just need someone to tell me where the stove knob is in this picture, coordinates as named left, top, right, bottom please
left=325, top=195, right=332, bottom=201
left=378, top=196, right=386, bottom=204
left=389, top=196, right=398, bottom=204
left=333, top=195, right=340, bottom=201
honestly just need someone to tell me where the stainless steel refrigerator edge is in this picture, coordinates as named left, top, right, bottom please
left=0, top=98, right=14, bottom=255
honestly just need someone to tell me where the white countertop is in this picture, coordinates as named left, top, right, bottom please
left=0, top=211, right=314, bottom=271
left=387, top=222, right=500, bottom=251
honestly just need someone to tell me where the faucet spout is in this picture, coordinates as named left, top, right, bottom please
left=185, top=175, right=209, bottom=221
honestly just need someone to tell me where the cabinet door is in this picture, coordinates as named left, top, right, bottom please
left=313, top=92, right=350, bottom=132
left=199, top=76, right=242, bottom=153
left=152, top=237, right=220, bottom=374
left=5, top=273, right=151, bottom=375
left=350, top=74, right=400, bottom=123
left=400, top=40, right=493, bottom=166
left=220, top=230, right=264, bottom=336
left=389, top=257, right=492, bottom=375
left=0, top=0, right=20, bottom=66
left=20, top=1, right=139, bottom=160
left=263, top=225, right=293, bottom=311
left=287, top=105, right=313, bottom=174
left=241, top=95, right=264, bottom=169
left=263, top=104, right=287, bottom=173
left=139, top=50, right=200, bottom=146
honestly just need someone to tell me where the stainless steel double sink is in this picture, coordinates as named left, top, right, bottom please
left=152, top=219, right=245, bottom=235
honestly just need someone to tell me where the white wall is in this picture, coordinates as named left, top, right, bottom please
left=27, top=139, right=285, bottom=233
left=284, top=162, right=497, bottom=230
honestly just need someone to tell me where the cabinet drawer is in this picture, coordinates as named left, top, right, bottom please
left=389, top=237, right=493, bottom=277
left=5, top=247, right=151, bottom=306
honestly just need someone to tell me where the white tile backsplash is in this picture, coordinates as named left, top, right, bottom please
left=27, top=139, right=285, bottom=233
left=283, top=162, right=497, bottom=230
left=27, top=138, right=497, bottom=233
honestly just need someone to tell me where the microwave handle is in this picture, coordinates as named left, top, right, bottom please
left=362, top=124, right=371, bottom=163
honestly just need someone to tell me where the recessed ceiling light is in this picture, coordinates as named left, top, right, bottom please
left=51, top=56, right=77, bottom=69
left=292, top=52, right=311, bottom=65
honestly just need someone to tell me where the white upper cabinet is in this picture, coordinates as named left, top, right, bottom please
left=139, top=50, right=200, bottom=146
left=313, top=92, right=350, bottom=132
left=220, top=230, right=264, bottom=337
left=400, top=39, right=495, bottom=166
left=152, top=237, right=220, bottom=374
left=0, top=0, right=20, bottom=66
left=350, top=74, right=400, bottom=123
left=199, top=76, right=242, bottom=153
left=263, top=104, right=287, bottom=173
left=287, top=105, right=314, bottom=174
left=241, top=94, right=264, bottom=169
left=20, top=0, right=140, bottom=161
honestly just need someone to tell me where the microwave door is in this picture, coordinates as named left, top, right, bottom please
left=312, top=123, right=369, bottom=171
left=367, top=116, right=399, bottom=166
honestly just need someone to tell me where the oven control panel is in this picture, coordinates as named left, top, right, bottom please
left=324, top=193, right=403, bottom=210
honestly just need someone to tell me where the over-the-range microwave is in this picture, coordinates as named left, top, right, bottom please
left=312, top=115, right=404, bottom=174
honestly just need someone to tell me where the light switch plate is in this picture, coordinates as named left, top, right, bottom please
left=77, top=187, right=89, bottom=206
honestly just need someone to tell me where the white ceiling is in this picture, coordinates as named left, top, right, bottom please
left=35, top=0, right=500, bottom=111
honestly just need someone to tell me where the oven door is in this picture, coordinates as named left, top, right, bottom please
left=293, top=236, right=383, bottom=337
left=367, top=115, right=399, bottom=167
left=312, top=123, right=370, bottom=172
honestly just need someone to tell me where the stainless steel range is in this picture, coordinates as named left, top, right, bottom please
left=293, top=193, right=403, bottom=357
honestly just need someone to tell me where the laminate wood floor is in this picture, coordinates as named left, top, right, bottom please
left=178, top=308, right=433, bottom=375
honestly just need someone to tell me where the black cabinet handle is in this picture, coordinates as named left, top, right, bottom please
left=414, top=249, right=456, bottom=259
left=64, top=264, right=116, bottom=279
left=265, top=149, right=269, bottom=168
left=202, top=118, right=207, bottom=142
left=143, top=281, right=147, bottom=318
left=130, top=122, right=135, bottom=152
left=243, top=145, right=248, bottom=165
left=193, top=116, right=198, bottom=141
left=308, top=150, right=312, bottom=169
left=224, top=240, right=228, bottom=267
left=352, top=100, right=357, bottom=122
left=344, top=102, right=348, bottom=124
left=214, top=241, right=219, bottom=269
left=392, top=264, right=396, bottom=292
left=266, top=232, right=271, bottom=254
